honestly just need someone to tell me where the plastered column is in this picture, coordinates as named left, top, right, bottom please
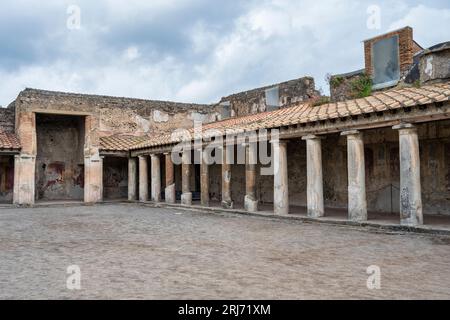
left=181, top=150, right=192, bottom=205
left=84, top=154, right=103, bottom=203
left=342, top=130, right=367, bottom=222
left=84, top=115, right=103, bottom=203
left=200, top=150, right=210, bottom=206
left=165, top=153, right=176, bottom=204
left=150, top=154, right=161, bottom=202
left=221, top=146, right=234, bottom=209
left=13, top=155, right=36, bottom=205
left=138, top=155, right=148, bottom=202
left=128, top=158, right=137, bottom=201
left=393, top=123, right=423, bottom=226
left=273, top=140, right=289, bottom=215
left=244, top=142, right=258, bottom=212
left=13, top=111, right=36, bottom=205
left=302, top=135, right=324, bottom=218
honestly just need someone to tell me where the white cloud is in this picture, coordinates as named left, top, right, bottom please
left=0, top=0, right=449, bottom=107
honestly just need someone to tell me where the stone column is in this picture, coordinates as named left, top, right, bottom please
left=393, top=123, right=423, bottom=226
left=181, top=150, right=192, bottom=205
left=138, top=155, right=148, bottom=202
left=273, top=140, right=289, bottom=215
left=128, top=157, right=137, bottom=201
left=165, top=153, right=176, bottom=204
left=302, top=135, right=324, bottom=218
left=244, top=142, right=258, bottom=212
left=150, top=154, right=161, bottom=202
left=342, top=130, right=367, bottom=222
left=221, top=146, right=233, bottom=209
left=200, top=150, right=210, bottom=206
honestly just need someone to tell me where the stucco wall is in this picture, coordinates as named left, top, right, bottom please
left=35, top=114, right=85, bottom=201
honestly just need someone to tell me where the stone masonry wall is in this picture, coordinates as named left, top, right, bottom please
left=218, top=77, right=319, bottom=117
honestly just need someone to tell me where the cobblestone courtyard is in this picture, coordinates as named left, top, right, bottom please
left=0, top=204, right=449, bottom=299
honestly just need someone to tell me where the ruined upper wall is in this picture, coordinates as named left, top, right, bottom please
left=15, top=89, right=221, bottom=138
left=218, top=77, right=320, bottom=117
left=0, top=106, right=15, bottom=133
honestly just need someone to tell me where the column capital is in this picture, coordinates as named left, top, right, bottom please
left=302, top=135, right=324, bottom=141
left=393, top=123, right=416, bottom=131
left=341, top=130, right=362, bottom=137
left=270, top=139, right=288, bottom=145
left=138, top=155, right=147, bottom=159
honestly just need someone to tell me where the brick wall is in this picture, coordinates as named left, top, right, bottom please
left=364, top=26, right=414, bottom=77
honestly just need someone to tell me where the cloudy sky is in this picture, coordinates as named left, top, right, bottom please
left=0, top=0, right=449, bottom=106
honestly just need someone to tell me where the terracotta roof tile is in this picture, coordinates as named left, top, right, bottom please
left=0, top=131, right=21, bottom=150
left=100, top=135, right=148, bottom=151
left=131, top=81, right=450, bottom=150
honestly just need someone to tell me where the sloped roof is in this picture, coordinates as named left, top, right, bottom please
left=0, top=131, right=21, bottom=150
left=130, top=81, right=450, bottom=151
left=100, top=135, right=148, bottom=152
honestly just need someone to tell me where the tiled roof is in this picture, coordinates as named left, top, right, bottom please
left=100, top=135, right=148, bottom=151
left=0, top=131, right=21, bottom=150
left=131, top=81, right=450, bottom=150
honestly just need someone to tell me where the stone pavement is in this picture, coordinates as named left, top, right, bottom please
left=0, top=204, right=449, bottom=299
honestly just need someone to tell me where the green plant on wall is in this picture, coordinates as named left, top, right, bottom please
left=350, top=74, right=372, bottom=98
left=330, top=76, right=345, bottom=88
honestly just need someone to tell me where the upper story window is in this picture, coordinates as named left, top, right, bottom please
left=219, top=101, right=232, bottom=119
left=372, top=35, right=400, bottom=89
left=265, top=86, right=280, bottom=111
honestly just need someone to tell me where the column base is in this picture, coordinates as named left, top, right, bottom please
left=308, top=209, right=324, bottom=218
left=244, top=195, right=259, bottom=212
left=401, top=213, right=423, bottom=226
left=221, top=200, right=234, bottom=209
left=181, top=192, right=192, bottom=206
left=165, top=184, right=176, bottom=204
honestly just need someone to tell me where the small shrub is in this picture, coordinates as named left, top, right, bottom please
left=350, top=74, right=372, bottom=98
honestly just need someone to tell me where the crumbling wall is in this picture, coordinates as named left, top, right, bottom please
left=103, top=157, right=128, bottom=199
left=219, top=77, right=319, bottom=117
left=0, top=106, right=15, bottom=133
left=35, top=114, right=85, bottom=201
left=0, top=156, right=14, bottom=203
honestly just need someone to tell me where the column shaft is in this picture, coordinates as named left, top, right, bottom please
left=342, top=131, right=367, bottom=221
left=128, top=158, right=137, bottom=201
left=138, top=156, right=148, bottom=202
left=165, top=153, right=176, bottom=204
left=394, top=124, right=423, bottom=226
left=273, top=141, right=289, bottom=215
left=151, top=155, right=161, bottom=202
left=245, top=143, right=258, bottom=212
left=200, top=150, right=210, bottom=206
left=181, top=150, right=192, bottom=205
left=221, top=146, right=233, bottom=209
left=303, top=135, right=324, bottom=218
